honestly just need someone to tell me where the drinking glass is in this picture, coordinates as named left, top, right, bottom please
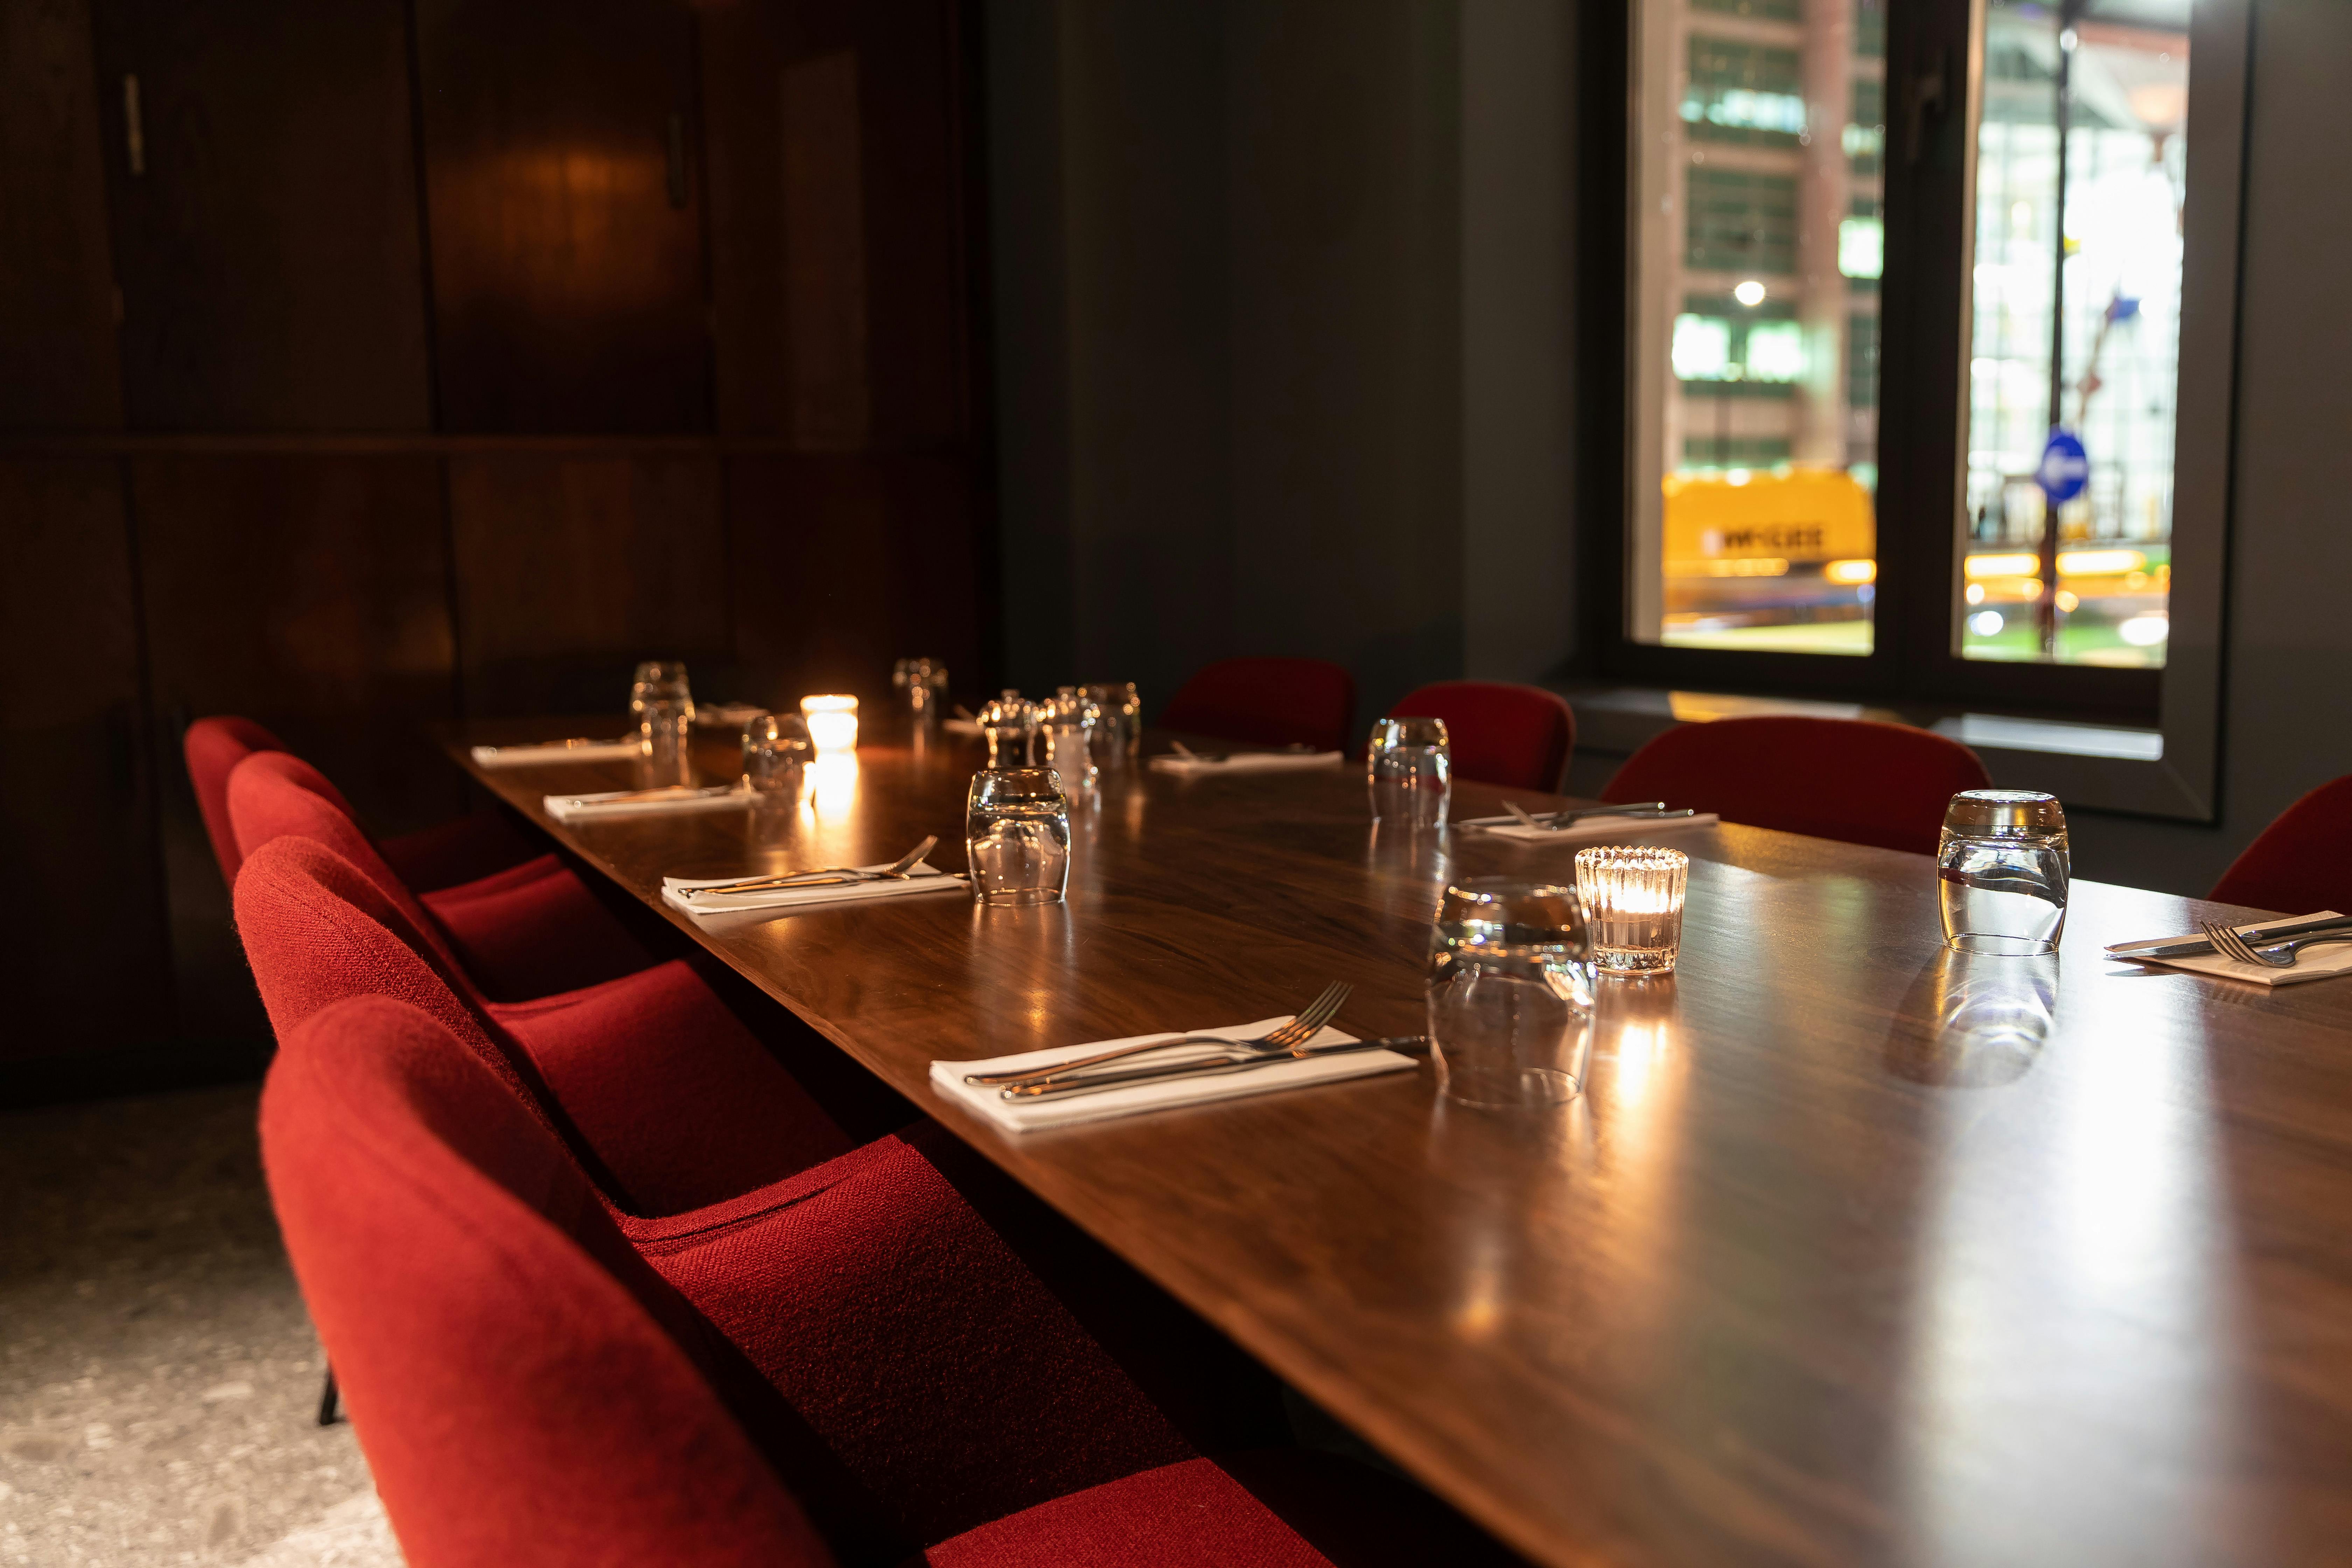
left=1085, top=682, right=1142, bottom=768
left=894, top=657, right=949, bottom=729
left=741, top=713, right=812, bottom=793
left=1938, top=790, right=2069, bottom=955
left=978, top=689, right=1037, bottom=768
left=630, top=660, right=695, bottom=760
left=1574, top=846, right=1690, bottom=974
left=1039, top=686, right=1099, bottom=784
left=966, top=768, right=1072, bottom=906
left=1428, top=879, right=1593, bottom=1107
left=1367, top=717, right=1450, bottom=826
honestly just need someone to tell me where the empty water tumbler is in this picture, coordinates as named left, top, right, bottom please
left=741, top=713, right=812, bottom=793
left=1085, top=682, right=1142, bottom=768
left=1039, top=686, right=1099, bottom=784
left=1367, top=716, right=1450, bottom=826
left=978, top=689, right=1037, bottom=768
left=1938, top=790, right=2069, bottom=955
left=966, top=768, right=1072, bottom=906
left=630, top=660, right=695, bottom=760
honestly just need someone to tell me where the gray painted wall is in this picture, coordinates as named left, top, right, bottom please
left=984, top=0, right=2351, bottom=900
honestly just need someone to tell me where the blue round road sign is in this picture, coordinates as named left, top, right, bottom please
left=2037, top=430, right=2089, bottom=504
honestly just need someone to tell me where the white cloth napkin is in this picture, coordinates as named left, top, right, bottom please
left=544, top=785, right=754, bottom=823
left=693, top=702, right=769, bottom=729
left=472, top=738, right=639, bottom=768
left=1148, top=750, right=1344, bottom=777
left=663, top=861, right=968, bottom=917
left=2129, top=912, right=2352, bottom=987
left=930, top=1020, right=1418, bottom=1133
left=1459, top=811, right=1721, bottom=844
left=943, top=717, right=985, bottom=737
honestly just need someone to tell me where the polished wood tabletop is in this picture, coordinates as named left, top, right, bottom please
left=449, top=718, right=2352, bottom=1568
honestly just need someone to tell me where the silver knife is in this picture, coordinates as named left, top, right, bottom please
left=2106, top=911, right=2352, bottom=958
left=1003, top=1036, right=1431, bottom=1101
left=561, top=784, right=735, bottom=807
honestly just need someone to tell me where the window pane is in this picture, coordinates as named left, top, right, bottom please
left=1629, top=0, right=1885, bottom=656
left=1960, top=1, right=2188, bottom=668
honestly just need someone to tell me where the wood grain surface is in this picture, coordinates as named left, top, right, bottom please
left=451, top=718, right=2352, bottom=1567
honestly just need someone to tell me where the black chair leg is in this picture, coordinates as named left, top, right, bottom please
left=317, top=1364, right=341, bottom=1426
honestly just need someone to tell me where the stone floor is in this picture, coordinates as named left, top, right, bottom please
left=0, top=1084, right=400, bottom=1567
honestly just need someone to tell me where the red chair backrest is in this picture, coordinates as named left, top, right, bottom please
left=261, top=994, right=832, bottom=1568
left=227, top=750, right=465, bottom=978
left=2209, top=774, right=2352, bottom=915
left=185, top=716, right=295, bottom=886
left=1603, top=716, right=1990, bottom=855
left=1387, top=682, right=1576, bottom=792
left=1157, top=658, right=1357, bottom=755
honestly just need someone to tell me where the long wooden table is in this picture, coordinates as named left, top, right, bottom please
left=451, top=720, right=2352, bottom=1567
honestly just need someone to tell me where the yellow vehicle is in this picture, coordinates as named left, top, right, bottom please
left=1661, top=468, right=1878, bottom=636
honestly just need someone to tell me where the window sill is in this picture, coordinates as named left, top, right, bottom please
left=1554, top=684, right=2211, bottom=822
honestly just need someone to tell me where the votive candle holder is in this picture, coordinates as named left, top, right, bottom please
left=1573, top=845, right=1689, bottom=975
left=799, top=694, right=860, bottom=755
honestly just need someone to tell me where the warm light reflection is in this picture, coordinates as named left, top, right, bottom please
left=800, top=754, right=860, bottom=819
left=800, top=694, right=860, bottom=755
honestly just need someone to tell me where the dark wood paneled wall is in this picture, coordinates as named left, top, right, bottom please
left=0, top=0, right=993, bottom=1094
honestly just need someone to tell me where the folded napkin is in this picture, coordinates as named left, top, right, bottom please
left=1148, top=750, right=1344, bottom=777
left=2130, top=911, right=2352, bottom=987
left=943, top=717, right=985, bottom=737
left=663, top=861, right=968, bottom=918
left=472, top=738, right=639, bottom=768
left=694, top=702, right=769, bottom=729
left=1460, top=811, right=1721, bottom=844
left=930, top=1019, right=1418, bottom=1133
left=544, top=784, right=754, bottom=824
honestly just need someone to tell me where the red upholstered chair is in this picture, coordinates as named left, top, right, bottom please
left=234, top=833, right=853, bottom=1216
left=265, top=991, right=1517, bottom=1567
left=2209, top=774, right=2352, bottom=915
left=184, top=714, right=537, bottom=891
left=1386, top=682, right=1576, bottom=792
left=1602, top=715, right=1991, bottom=856
left=1158, top=658, right=1358, bottom=755
left=229, top=749, right=655, bottom=1001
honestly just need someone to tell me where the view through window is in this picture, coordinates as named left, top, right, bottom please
left=1960, top=0, right=2187, bottom=668
left=1628, top=0, right=1887, bottom=656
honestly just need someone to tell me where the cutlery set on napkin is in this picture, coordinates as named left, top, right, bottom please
left=1459, top=800, right=1719, bottom=844
left=662, top=836, right=968, bottom=917
left=1148, top=742, right=1344, bottom=777
left=472, top=735, right=642, bottom=767
left=2107, top=911, right=2352, bottom=986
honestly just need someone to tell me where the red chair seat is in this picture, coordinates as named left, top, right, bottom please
left=184, top=714, right=537, bottom=890
left=1158, top=658, right=1358, bottom=755
left=2208, top=774, right=2352, bottom=914
left=236, top=834, right=852, bottom=1215
left=1386, top=682, right=1576, bottom=792
left=230, top=749, right=656, bottom=1000
left=266, top=993, right=1512, bottom=1567
left=1603, top=715, right=1990, bottom=856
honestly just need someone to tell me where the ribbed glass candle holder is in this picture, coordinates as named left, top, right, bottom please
left=1573, top=846, right=1689, bottom=974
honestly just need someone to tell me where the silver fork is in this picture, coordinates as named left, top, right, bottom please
left=2203, top=921, right=2352, bottom=969
left=965, top=981, right=1353, bottom=1090
left=692, top=836, right=939, bottom=896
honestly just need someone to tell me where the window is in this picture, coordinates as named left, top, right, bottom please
left=1606, top=0, right=2230, bottom=736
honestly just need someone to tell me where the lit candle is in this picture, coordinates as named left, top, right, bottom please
left=799, top=694, right=860, bottom=755
left=1573, top=846, right=1689, bottom=975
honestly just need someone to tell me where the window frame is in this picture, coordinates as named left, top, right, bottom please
left=1581, top=0, right=2249, bottom=812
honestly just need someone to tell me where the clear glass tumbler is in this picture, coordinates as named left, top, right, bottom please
left=978, top=689, right=1037, bottom=769
left=630, top=660, right=695, bottom=760
left=741, top=713, right=812, bottom=793
left=895, top=657, right=949, bottom=729
left=1368, top=716, right=1450, bottom=826
left=966, top=767, right=1072, bottom=906
left=1039, top=686, right=1099, bottom=784
left=1085, top=682, right=1142, bottom=768
left=1574, top=846, right=1690, bottom=974
left=1938, top=789, right=2069, bottom=954
left=1428, top=879, right=1593, bottom=1107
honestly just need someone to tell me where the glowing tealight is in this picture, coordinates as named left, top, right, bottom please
left=799, top=694, right=860, bottom=755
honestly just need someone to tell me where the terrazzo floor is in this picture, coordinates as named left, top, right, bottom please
left=0, top=1084, right=401, bottom=1566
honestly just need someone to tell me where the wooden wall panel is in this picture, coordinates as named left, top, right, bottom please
left=728, top=454, right=982, bottom=705
left=0, top=460, right=170, bottom=1061
left=448, top=453, right=733, bottom=715
left=0, top=0, right=124, bottom=430
left=415, top=0, right=710, bottom=433
left=88, top=0, right=431, bottom=431
left=700, top=0, right=973, bottom=446
left=133, top=454, right=460, bottom=1042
